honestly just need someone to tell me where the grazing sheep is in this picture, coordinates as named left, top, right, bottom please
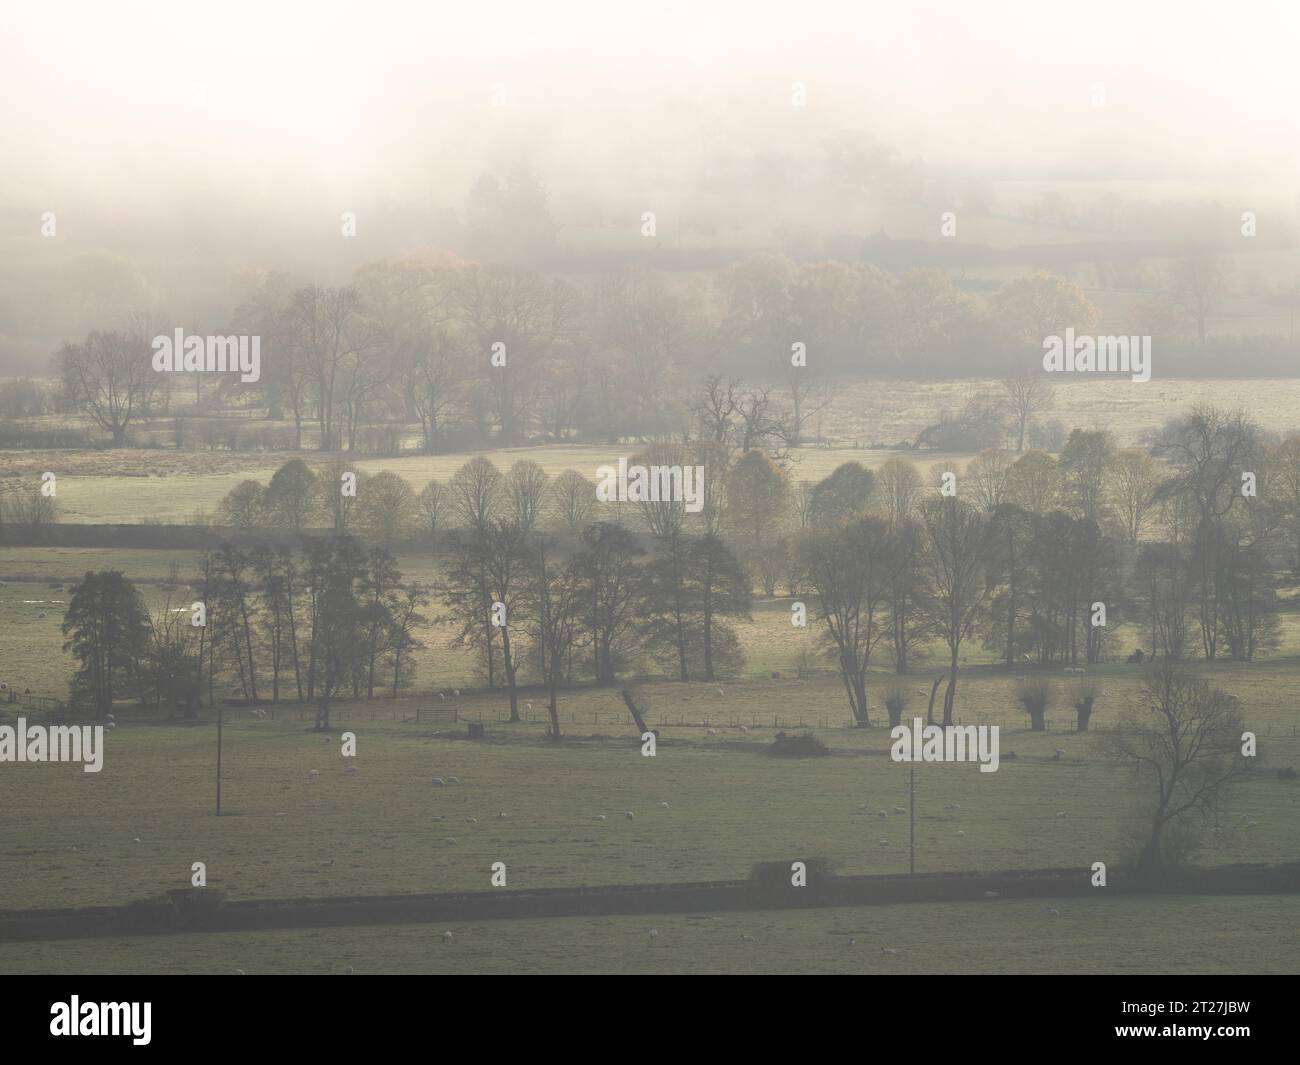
left=659, top=801, right=669, bottom=808
left=878, top=838, right=889, bottom=846
left=983, top=891, right=999, bottom=898
left=344, top=966, right=354, bottom=975
left=444, top=837, right=457, bottom=844
left=648, top=928, right=658, bottom=940
left=594, top=814, right=606, bottom=821
left=441, top=931, right=453, bottom=943
left=1245, top=819, right=1259, bottom=829
left=881, top=947, right=897, bottom=956
left=430, top=777, right=446, bottom=786
left=707, top=727, right=718, bottom=736
left=1051, top=750, right=1063, bottom=761
left=739, top=724, right=749, bottom=732
left=625, top=811, right=635, bottom=820
left=847, top=937, right=856, bottom=945
left=1056, top=811, right=1067, bottom=818
left=878, top=810, right=887, bottom=818
left=466, top=816, right=478, bottom=824
left=438, top=692, right=445, bottom=701
left=1046, top=907, right=1061, bottom=917
left=893, top=806, right=906, bottom=814
left=740, top=934, right=755, bottom=943
left=131, top=837, right=141, bottom=843
left=526, top=702, right=533, bottom=712
left=235, top=968, right=246, bottom=975
left=453, top=690, right=460, bottom=697
left=308, top=769, right=319, bottom=781
left=447, top=776, right=461, bottom=784
left=716, top=687, right=724, bottom=696
left=432, top=815, right=446, bottom=822
left=497, top=811, right=507, bottom=820
left=956, top=829, right=966, bottom=836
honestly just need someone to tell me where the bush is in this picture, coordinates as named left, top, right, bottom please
left=766, top=731, right=829, bottom=757
left=1016, top=675, right=1053, bottom=731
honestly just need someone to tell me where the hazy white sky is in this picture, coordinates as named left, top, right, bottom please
left=3, top=1, right=1298, bottom=204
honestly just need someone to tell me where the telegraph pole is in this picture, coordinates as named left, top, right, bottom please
left=909, top=762, right=916, bottom=876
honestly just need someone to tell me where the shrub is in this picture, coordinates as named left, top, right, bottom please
left=766, top=731, right=829, bottom=757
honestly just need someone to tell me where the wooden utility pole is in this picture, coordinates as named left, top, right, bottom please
left=909, top=763, right=916, bottom=876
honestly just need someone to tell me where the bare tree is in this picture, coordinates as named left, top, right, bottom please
left=550, top=469, right=595, bottom=534
left=449, top=456, right=504, bottom=532
left=1000, top=373, right=1055, bottom=453
left=921, top=497, right=991, bottom=725
left=1105, top=663, right=1248, bottom=876
left=506, top=459, right=550, bottom=534
left=60, top=329, right=159, bottom=446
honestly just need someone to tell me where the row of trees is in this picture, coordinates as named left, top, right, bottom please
left=48, top=252, right=1161, bottom=452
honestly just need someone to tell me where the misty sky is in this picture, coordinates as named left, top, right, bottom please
left=4, top=0, right=1298, bottom=212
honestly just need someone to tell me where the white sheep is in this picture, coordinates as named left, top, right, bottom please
left=430, top=776, right=446, bottom=786
left=881, top=947, right=897, bottom=956
left=447, top=775, right=461, bottom=784
left=1056, top=810, right=1066, bottom=818
left=465, top=816, right=477, bottom=824
left=308, top=769, right=319, bottom=781
left=625, top=811, right=635, bottom=820
left=648, top=928, right=658, bottom=940
left=453, top=690, right=460, bottom=697
left=716, top=687, right=724, bottom=696
left=659, top=801, right=669, bottom=808
left=893, top=806, right=906, bottom=814
left=444, top=837, right=457, bottom=844
left=956, top=829, right=966, bottom=836
left=594, top=814, right=607, bottom=821
left=1045, top=907, right=1061, bottom=917
left=441, top=930, right=453, bottom=942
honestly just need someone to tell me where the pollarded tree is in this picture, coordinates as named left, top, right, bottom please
left=62, top=570, right=150, bottom=718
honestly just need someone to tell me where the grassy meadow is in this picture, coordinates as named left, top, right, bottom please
left=2, top=375, right=1299, bottom=974
left=4, top=894, right=1297, bottom=975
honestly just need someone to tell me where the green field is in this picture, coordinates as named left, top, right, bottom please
left=4, top=894, right=1297, bottom=975
left=0, top=686, right=1295, bottom=911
